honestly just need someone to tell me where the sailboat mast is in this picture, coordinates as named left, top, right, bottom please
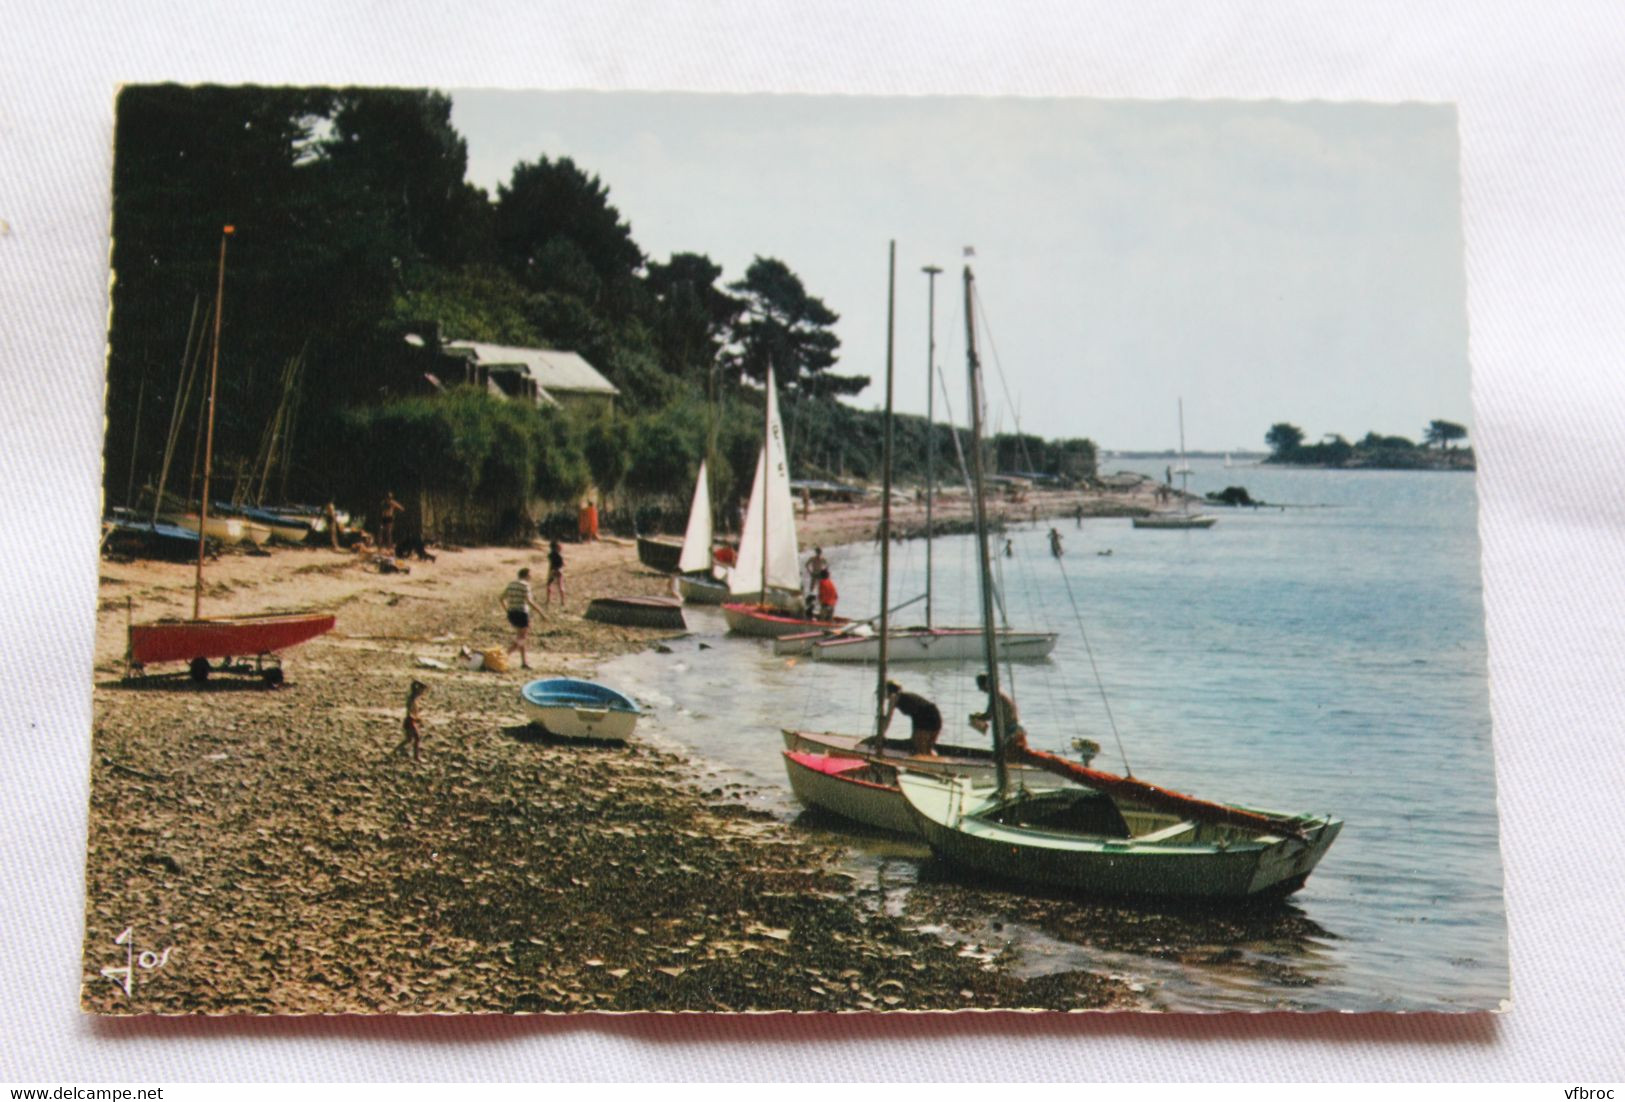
left=761, top=364, right=773, bottom=602
left=922, top=264, right=942, bottom=631
left=1178, top=396, right=1189, bottom=515
left=875, top=243, right=896, bottom=737
left=194, top=224, right=233, bottom=620
left=963, top=265, right=1008, bottom=795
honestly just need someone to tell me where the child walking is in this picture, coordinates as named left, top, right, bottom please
left=500, top=567, right=546, bottom=669
left=545, top=540, right=566, bottom=607
left=394, top=679, right=429, bottom=761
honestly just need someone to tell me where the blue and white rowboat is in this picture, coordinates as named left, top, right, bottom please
left=520, top=678, right=642, bottom=742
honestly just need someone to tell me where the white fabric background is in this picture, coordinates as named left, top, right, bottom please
left=2, top=0, right=1622, bottom=1082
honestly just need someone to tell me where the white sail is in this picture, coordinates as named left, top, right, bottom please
left=677, top=459, right=713, bottom=574
left=729, top=366, right=801, bottom=595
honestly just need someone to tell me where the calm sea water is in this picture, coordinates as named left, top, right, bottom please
left=601, top=459, right=1508, bottom=1012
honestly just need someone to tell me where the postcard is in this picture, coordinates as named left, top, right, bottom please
left=84, top=86, right=1505, bottom=1013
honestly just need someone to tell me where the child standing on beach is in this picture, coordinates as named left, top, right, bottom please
left=501, top=567, right=545, bottom=669
left=545, top=540, right=566, bottom=607
left=394, top=679, right=429, bottom=761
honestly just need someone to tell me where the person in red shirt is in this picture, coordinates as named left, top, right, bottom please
left=816, top=569, right=838, bottom=621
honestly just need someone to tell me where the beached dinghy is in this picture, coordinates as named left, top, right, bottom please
left=899, top=768, right=1342, bottom=900
left=584, top=595, right=687, bottom=630
left=636, top=535, right=684, bottom=573
left=782, top=750, right=919, bottom=835
left=522, top=678, right=642, bottom=742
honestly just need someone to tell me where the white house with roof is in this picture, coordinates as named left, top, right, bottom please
left=442, top=340, right=619, bottom=416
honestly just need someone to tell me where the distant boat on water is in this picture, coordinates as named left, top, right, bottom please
left=1133, top=398, right=1217, bottom=530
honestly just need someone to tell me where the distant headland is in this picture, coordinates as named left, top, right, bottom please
left=1262, top=421, right=1475, bottom=471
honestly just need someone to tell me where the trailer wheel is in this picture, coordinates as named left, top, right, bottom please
left=189, top=657, right=211, bottom=682
left=262, top=666, right=284, bottom=687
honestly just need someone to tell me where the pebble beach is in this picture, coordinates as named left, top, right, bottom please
left=82, top=489, right=1152, bottom=1014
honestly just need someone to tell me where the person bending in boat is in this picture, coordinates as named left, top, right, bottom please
left=970, top=672, right=1025, bottom=748
left=545, top=540, right=566, bottom=607
left=883, top=680, right=944, bottom=755
left=816, top=569, right=838, bottom=621
left=393, top=679, right=429, bottom=762
left=500, top=567, right=546, bottom=669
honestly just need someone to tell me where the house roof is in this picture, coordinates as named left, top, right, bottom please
left=444, top=341, right=619, bottom=397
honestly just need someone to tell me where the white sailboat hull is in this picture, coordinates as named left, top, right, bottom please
left=812, top=627, right=1057, bottom=663
left=781, top=751, right=917, bottom=835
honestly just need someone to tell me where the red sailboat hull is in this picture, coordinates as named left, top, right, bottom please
left=129, top=612, right=335, bottom=666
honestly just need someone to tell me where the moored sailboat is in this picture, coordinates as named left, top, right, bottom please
left=1133, top=398, right=1216, bottom=529
left=780, top=245, right=1067, bottom=834
left=722, top=363, right=850, bottom=636
left=805, top=259, right=1055, bottom=662
left=898, top=264, right=1340, bottom=900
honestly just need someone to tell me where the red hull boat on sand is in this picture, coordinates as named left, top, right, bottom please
left=129, top=612, right=336, bottom=669
left=122, top=226, right=336, bottom=685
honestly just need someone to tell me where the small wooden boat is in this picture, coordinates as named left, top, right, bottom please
left=899, top=770, right=1342, bottom=900
left=584, top=595, right=687, bottom=630
left=227, top=503, right=313, bottom=544
left=522, top=678, right=641, bottom=742
left=676, top=572, right=730, bottom=604
left=723, top=602, right=849, bottom=639
left=103, top=514, right=210, bottom=561
left=128, top=611, right=335, bottom=682
left=812, top=626, right=1058, bottom=663
left=782, top=750, right=917, bottom=835
left=636, top=535, right=685, bottom=573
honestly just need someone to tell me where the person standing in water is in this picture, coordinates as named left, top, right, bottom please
left=1049, top=527, right=1064, bottom=558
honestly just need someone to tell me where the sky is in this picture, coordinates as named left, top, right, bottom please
left=450, top=91, right=1472, bottom=453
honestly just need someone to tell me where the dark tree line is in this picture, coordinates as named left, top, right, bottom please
left=103, top=85, right=1089, bottom=534
left=1263, top=420, right=1473, bottom=469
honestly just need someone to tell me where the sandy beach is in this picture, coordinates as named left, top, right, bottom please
left=83, top=488, right=1152, bottom=1014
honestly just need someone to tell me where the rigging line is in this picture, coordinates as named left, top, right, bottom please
left=1053, top=554, right=1133, bottom=777
left=933, top=361, right=975, bottom=496
left=969, top=282, right=1037, bottom=474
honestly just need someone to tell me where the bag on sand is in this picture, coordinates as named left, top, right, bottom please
left=479, top=647, right=509, bottom=673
